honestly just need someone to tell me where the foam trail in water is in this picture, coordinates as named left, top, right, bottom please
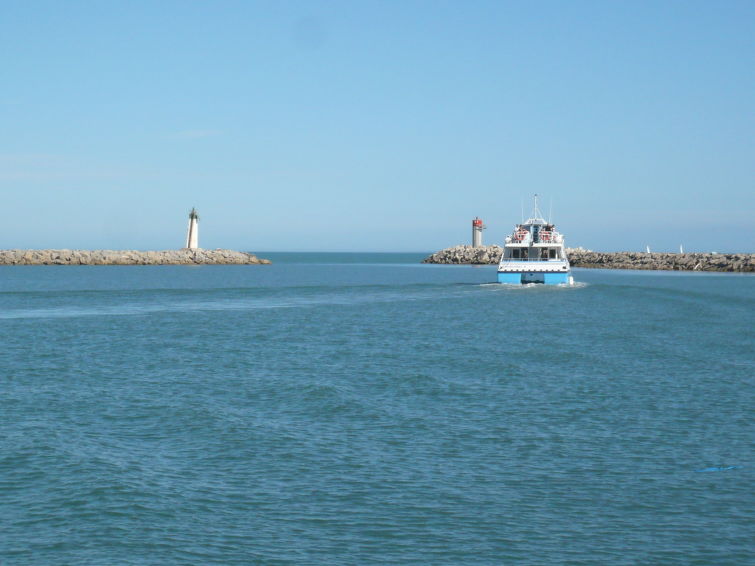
left=479, top=281, right=588, bottom=291
left=0, top=285, right=475, bottom=320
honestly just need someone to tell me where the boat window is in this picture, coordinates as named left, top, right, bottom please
left=513, top=249, right=520, bottom=259
left=541, top=249, right=549, bottom=260
left=549, top=249, right=556, bottom=259
left=521, top=249, right=528, bottom=259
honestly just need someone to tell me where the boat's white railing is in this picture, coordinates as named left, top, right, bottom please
left=538, top=233, right=563, bottom=243
left=507, top=233, right=564, bottom=244
left=509, top=234, right=531, bottom=243
left=500, top=257, right=567, bottom=263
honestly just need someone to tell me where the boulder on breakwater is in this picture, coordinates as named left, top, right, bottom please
left=422, top=245, right=754, bottom=272
left=0, top=248, right=271, bottom=266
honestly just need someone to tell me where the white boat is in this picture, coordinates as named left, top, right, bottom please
left=497, top=195, right=573, bottom=285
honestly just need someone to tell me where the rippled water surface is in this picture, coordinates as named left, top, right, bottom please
left=1, top=254, right=753, bottom=565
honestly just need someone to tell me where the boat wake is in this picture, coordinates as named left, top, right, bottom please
left=480, top=281, right=588, bottom=290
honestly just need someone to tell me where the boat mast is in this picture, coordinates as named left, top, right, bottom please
left=532, top=193, right=544, bottom=220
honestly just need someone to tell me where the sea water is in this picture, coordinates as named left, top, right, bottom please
left=1, top=254, right=753, bottom=565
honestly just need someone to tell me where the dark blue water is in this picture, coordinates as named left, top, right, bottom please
left=1, top=254, right=753, bottom=565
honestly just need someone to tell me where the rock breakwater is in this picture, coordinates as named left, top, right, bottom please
left=567, top=250, right=753, bottom=272
left=0, top=249, right=271, bottom=266
left=422, top=245, right=754, bottom=272
left=422, top=245, right=504, bottom=265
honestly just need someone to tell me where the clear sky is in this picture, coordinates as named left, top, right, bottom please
left=1, top=0, right=753, bottom=252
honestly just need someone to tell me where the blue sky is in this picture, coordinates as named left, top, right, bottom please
left=1, top=0, right=753, bottom=252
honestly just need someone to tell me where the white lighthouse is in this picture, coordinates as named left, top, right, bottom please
left=185, top=208, right=199, bottom=249
left=472, top=217, right=486, bottom=247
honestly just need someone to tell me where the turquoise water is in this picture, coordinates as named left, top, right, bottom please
left=1, top=254, right=753, bottom=565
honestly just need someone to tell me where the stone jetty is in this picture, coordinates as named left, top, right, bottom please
left=422, top=245, right=504, bottom=265
left=0, top=249, right=271, bottom=266
left=422, top=245, right=754, bottom=272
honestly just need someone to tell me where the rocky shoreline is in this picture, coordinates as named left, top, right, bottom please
left=422, top=245, right=754, bottom=272
left=0, top=248, right=271, bottom=266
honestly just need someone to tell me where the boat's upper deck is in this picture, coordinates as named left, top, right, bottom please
left=501, top=219, right=569, bottom=264
left=504, top=219, right=565, bottom=247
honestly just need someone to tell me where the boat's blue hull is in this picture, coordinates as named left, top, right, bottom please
left=497, top=271, right=571, bottom=285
